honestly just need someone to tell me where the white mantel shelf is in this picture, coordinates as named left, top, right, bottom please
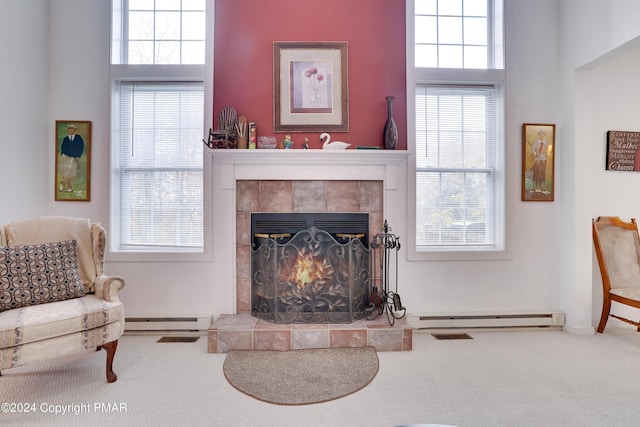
left=208, top=149, right=409, bottom=189
left=208, top=148, right=409, bottom=165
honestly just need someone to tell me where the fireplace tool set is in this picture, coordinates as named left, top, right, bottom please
left=369, top=220, right=406, bottom=325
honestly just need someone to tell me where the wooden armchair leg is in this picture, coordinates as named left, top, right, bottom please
left=597, top=298, right=611, bottom=333
left=99, top=340, right=119, bottom=383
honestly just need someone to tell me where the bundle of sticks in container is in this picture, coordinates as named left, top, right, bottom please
left=235, top=115, right=248, bottom=149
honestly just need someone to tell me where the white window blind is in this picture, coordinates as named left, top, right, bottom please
left=415, top=85, right=496, bottom=249
left=118, top=82, right=204, bottom=250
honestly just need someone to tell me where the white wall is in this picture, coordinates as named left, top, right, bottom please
left=3, top=0, right=640, bottom=331
left=0, top=0, right=49, bottom=220
left=47, top=0, right=109, bottom=221
left=558, top=0, right=640, bottom=332
left=401, top=0, right=562, bottom=319
left=575, top=38, right=640, bottom=328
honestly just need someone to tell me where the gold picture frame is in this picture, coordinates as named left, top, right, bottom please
left=522, top=123, right=555, bottom=201
left=274, top=41, right=349, bottom=132
left=55, top=120, right=91, bottom=201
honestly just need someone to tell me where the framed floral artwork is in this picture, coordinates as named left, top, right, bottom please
left=274, top=41, right=349, bottom=132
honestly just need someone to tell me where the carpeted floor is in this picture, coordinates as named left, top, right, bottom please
left=223, top=346, right=379, bottom=405
left=2, top=328, right=640, bottom=426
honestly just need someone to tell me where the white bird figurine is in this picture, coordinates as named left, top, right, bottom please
left=320, top=132, right=351, bottom=150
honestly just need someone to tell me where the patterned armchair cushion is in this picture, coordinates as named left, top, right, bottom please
left=0, top=240, right=85, bottom=312
left=6, top=217, right=96, bottom=293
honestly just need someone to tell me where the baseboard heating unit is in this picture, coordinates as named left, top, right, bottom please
left=408, top=312, right=565, bottom=330
left=125, top=317, right=211, bottom=333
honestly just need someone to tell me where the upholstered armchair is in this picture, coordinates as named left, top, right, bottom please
left=0, top=216, right=125, bottom=382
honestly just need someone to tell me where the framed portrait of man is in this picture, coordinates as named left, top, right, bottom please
left=55, top=120, right=91, bottom=201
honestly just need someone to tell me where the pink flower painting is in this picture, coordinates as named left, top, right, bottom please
left=304, top=66, right=324, bottom=105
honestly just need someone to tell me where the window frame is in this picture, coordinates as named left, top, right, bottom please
left=108, top=0, right=214, bottom=263
left=407, top=0, right=509, bottom=261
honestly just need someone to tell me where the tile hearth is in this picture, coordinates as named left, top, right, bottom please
left=208, top=313, right=412, bottom=353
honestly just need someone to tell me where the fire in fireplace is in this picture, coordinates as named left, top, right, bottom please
left=251, top=213, right=371, bottom=324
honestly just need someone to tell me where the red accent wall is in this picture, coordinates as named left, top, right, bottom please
left=213, top=0, right=407, bottom=149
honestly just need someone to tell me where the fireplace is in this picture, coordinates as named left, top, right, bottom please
left=207, top=151, right=413, bottom=353
left=251, top=213, right=371, bottom=323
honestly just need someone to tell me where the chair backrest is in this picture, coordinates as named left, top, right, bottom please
left=3, top=216, right=99, bottom=293
left=217, top=106, right=237, bottom=134
left=593, top=216, right=640, bottom=292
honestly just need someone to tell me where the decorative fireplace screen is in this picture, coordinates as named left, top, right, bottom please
left=251, top=213, right=371, bottom=324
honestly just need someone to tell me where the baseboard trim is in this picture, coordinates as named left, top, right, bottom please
left=124, top=316, right=211, bottom=332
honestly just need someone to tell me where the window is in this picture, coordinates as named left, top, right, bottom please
left=111, top=0, right=209, bottom=254
left=415, top=0, right=502, bottom=69
left=415, top=85, right=496, bottom=249
left=113, top=0, right=206, bottom=65
left=116, top=82, right=204, bottom=250
left=411, top=0, right=505, bottom=256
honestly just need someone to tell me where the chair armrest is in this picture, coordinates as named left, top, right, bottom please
left=94, top=274, right=126, bottom=302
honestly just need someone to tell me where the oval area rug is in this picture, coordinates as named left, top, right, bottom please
left=223, top=346, right=379, bottom=405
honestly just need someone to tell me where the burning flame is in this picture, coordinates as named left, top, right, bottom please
left=289, top=252, right=333, bottom=289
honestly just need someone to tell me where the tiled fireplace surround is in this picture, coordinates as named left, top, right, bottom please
left=207, top=150, right=412, bottom=352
